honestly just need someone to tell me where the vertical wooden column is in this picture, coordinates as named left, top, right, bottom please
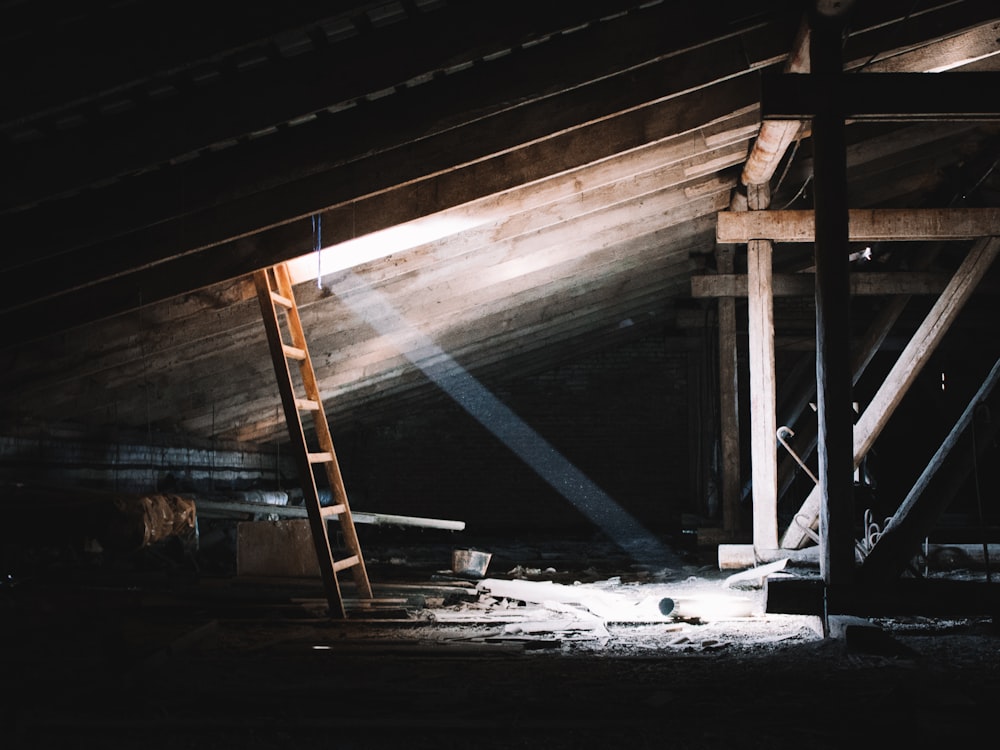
left=746, top=182, right=779, bottom=551
left=715, top=244, right=741, bottom=537
left=810, top=8, right=855, bottom=587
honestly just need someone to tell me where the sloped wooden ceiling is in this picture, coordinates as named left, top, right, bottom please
left=1, top=0, right=999, bottom=449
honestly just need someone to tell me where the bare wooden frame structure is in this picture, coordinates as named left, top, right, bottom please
left=708, top=1, right=1000, bottom=618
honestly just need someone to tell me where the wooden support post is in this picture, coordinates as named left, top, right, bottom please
left=810, top=8, right=854, bottom=587
left=688, top=348, right=705, bottom=512
left=715, top=245, right=741, bottom=537
left=746, top=183, right=779, bottom=552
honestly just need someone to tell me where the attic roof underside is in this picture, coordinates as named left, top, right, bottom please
left=2, top=0, right=999, bottom=449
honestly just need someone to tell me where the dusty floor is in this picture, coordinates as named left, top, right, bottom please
left=3, top=532, right=1000, bottom=748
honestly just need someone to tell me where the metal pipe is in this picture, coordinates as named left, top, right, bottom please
left=776, top=426, right=818, bottom=484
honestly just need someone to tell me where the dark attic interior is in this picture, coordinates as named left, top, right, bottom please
left=3, top=0, right=1000, bottom=746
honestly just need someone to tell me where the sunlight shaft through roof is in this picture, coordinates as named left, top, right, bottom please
left=321, top=270, right=682, bottom=567
left=285, top=214, right=485, bottom=284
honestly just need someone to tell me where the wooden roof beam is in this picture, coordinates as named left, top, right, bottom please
left=0, top=0, right=712, bottom=211
left=739, top=6, right=1000, bottom=189
left=0, top=125, right=752, bottom=388
left=741, top=17, right=809, bottom=186
left=0, top=73, right=761, bottom=350
left=717, top=207, right=1000, bottom=243
left=21, top=199, right=723, bottom=428
left=691, top=271, right=962, bottom=297
left=761, top=71, right=1000, bottom=121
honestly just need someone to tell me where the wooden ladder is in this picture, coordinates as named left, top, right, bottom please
left=253, top=262, right=373, bottom=617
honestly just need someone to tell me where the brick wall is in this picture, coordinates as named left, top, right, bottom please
left=0, top=431, right=293, bottom=496
left=0, top=332, right=704, bottom=553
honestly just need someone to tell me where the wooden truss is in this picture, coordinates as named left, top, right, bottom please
left=706, top=4, right=1000, bottom=622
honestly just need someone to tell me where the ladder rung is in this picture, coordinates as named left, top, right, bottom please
left=308, top=451, right=334, bottom=464
left=332, top=555, right=360, bottom=573
left=295, top=398, right=320, bottom=411
left=282, top=344, right=306, bottom=360
left=320, top=503, right=347, bottom=518
left=270, top=290, right=294, bottom=309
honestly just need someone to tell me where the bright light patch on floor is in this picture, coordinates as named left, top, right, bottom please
left=671, top=593, right=755, bottom=621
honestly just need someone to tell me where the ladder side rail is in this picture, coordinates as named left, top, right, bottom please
left=272, top=264, right=373, bottom=599
left=253, top=267, right=347, bottom=617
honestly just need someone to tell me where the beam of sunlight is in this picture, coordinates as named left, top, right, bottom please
left=285, top=215, right=485, bottom=284
left=322, top=270, right=683, bottom=568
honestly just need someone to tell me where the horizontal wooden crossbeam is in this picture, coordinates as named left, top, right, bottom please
left=716, top=208, right=1000, bottom=243
left=691, top=272, right=953, bottom=297
left=761, top=72, right=1000, bottom=121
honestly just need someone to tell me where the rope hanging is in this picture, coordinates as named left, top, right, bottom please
left=313, top=213, right=323, bottom=288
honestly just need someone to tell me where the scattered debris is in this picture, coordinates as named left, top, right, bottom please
left=451, top=548, right=492, bottom=578
left=723, top=558, right=789, bottom=589
left=476, top=577, right=669, bottom=621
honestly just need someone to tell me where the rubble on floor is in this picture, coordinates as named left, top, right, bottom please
left=4, top=533, right=1000, bottom=749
